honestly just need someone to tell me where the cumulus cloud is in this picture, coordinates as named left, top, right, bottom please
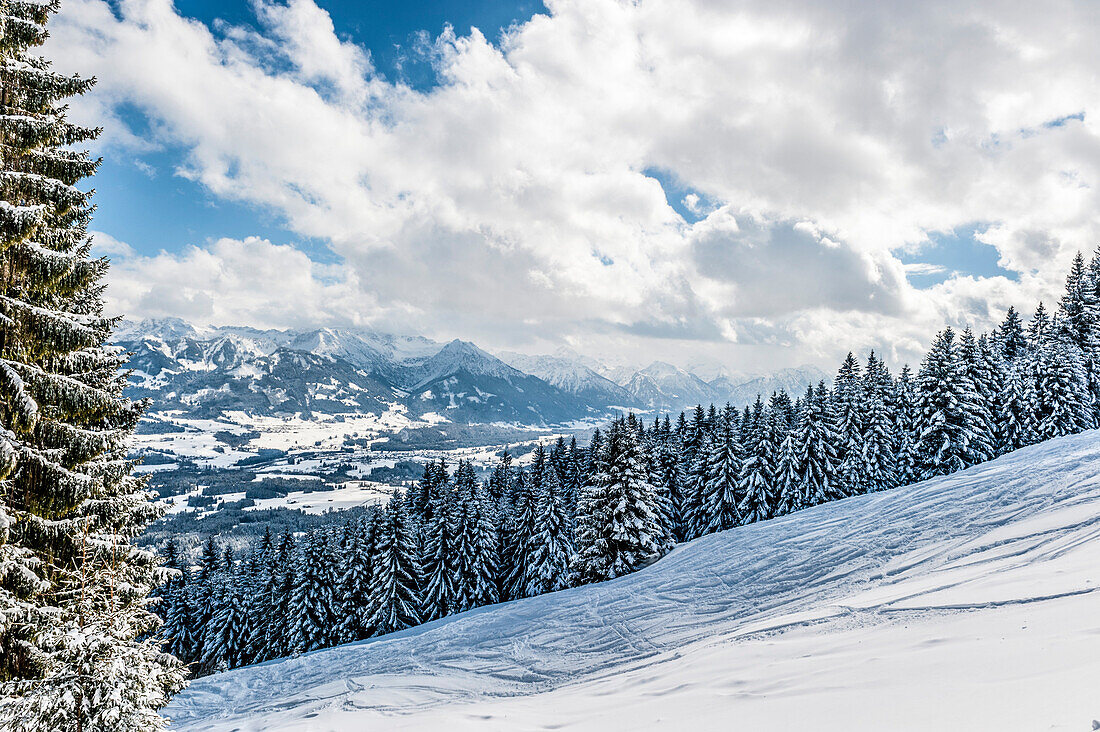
left=47, top=0, right=1100, bottom=370
left=104, top=236, right=373, bottom=329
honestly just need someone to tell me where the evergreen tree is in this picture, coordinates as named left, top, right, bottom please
left=0, top=8, right=185, bottom=724
left=893, top=365, right=921, bottom=485
left=1028, top=302, right=1052, bottom=348
left=451, top=466, right=498, bottom=612
left=487, top=450, right=513, bottom=508
left=737, top=399, right=774, bottom=524
left=158, top=543, right=197, bottom=666
left=506, top=457, right=542, bottom=600
left=420, top=470, right=456, bottom=622
left=684, top=404, right=708, bottom=464
left=1033, top=337, right=1093, bottom=439
left=244, top=530, right=278, bottom=664
left=681, top=430, right=712, bottom=540
left=1057, top=252, right=1098, bottom=350
left=573, top=417, right=668, bottom=584
left=859, top=352, right=898, bottom=493
left=915, top=328, right=986, bottom=478
left=701, top=406, right=742, bottom=532
left=833, top=352, right=864, bottom=496
left=201, top=563, right=251, bottom=672
left=367, top=496, right=423, bottom=635
left=773, top=426, right=801, bottom=516
left=769, top=390, right=796, bottom=433
left=336, top=517, right=376, bottom=644
left=1058, top=251, right=1100, bottom=417
left=262, top=531, right=297, bottom=661
left=651, top=421, right=685, bottom=541
left=790, top=383, right=841, bottom=506
left=995, top=306, right=1027, bottom=360
left=957, top=328, right=996, bottom=465
left=996, top=356, right=1037, bottom=454
left=287, top=530, right=338, bottom=655
left=527, top=457, right=573, bottom=595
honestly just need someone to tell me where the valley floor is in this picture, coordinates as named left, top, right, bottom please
left=166, top=431, right=1100, bottom=731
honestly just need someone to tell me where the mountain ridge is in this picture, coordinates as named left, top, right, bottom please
left=117, top=319, right=828, bottom=425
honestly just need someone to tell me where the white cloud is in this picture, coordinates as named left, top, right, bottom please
left=90, top=230, right=135, bottom=258
left=103, top=236, right=376, bottom=329
left=48, top=0, right=1100, bottom=370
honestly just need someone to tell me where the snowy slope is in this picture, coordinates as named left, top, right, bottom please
left=167, top=431, right=1100, bottom=731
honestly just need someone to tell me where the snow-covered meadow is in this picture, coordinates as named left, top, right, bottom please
left=166, top=430, right=1100, bottom=731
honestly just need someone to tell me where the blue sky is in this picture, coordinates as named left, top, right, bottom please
left=52, top=0, right=1098, bottom=370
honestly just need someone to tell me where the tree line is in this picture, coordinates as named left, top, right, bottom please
left=157, top=249, right=1100, bottom=676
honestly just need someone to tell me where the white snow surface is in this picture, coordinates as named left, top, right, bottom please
left=167, top=431, right=1100, bottom=731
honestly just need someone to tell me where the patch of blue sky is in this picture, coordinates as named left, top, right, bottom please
left=174, top=0, right=545, bottom=91
left=642, top=166, right=719, bottom=224
left=896, top=223, right=1018, bottom=288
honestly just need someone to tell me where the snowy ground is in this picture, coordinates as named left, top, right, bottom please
left=166, top=431, right=1100, bottom=731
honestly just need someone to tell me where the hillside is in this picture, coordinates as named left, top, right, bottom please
left=166, top=431, right=1100, bottom=731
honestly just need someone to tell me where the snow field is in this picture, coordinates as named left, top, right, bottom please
left=167, top=430, right=1100, bottom=731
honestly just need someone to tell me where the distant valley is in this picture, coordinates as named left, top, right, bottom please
left=118, top=318, right=827, bottom=541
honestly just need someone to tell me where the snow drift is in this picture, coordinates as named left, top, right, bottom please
left=167, top=431, right=1100, bottom=731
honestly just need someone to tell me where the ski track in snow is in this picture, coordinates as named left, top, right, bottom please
left=167, top=431, right=1100, bottom=731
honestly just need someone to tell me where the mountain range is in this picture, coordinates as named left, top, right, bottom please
left=115, top=319, right=829, bottom=425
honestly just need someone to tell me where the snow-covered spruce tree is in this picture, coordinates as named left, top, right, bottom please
left=772, top=425, right=801, bottom=516
left=158, top=542, right=197, bottom=667
left=450, top=464, right=497, bottom=612
left=487, top=450, right=512, bottom=507
left=681, top=430, right=712, bottom=540
left=995, top=306, right=1028, bottom=361
left=1027, top=301, right=1052, bottom=348
left=1058, top=253, right=1100, bottom=418
left=683, top=404, right=709, bottom=465
left=200, top=562, right=251, bottom=673
left=261, top=531, right=296, bottom=661
left=559, top=436, right=583, bottom=516
left=737, top=398, right=774, bottom=524
left=506, top=458, right=541, bottom=600
left=858, top=352, right=898, bottom=493
left=892, top=365, right=921, bottom=485
left=367, top=495, right=422, bottom=635
left=957, top=328, right=996, bottom=465
left=792, top=383, right=842, bottom=506
left=572, top=416, right=668, bottom=585
left=1033, top=334, right=1093, bottom=440
left=0, top=3, right=184, bottom=728
left=769, top=390, right=796, bottom=432
left=287, top=529, right=338, bottom=655
left=832, top=352, right=864, bottom=496
left=700, top=408, right=741, bottom=533
left=242, top=529, right=276, bottom=664
left=485, top=450, right=516, bottom=602
left=1058, top=252, right=1099, bottom=351
left=420, top=469, right=455, bottom=622
left=527, top=455, right=573, bottom=595
left=650, top=419, right=684, bottom=541
left=996, top=355, right=1038, bottom=454
left=336, top=516, right=376, bottom=644
left=915, top=327, right=986, bottom=478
